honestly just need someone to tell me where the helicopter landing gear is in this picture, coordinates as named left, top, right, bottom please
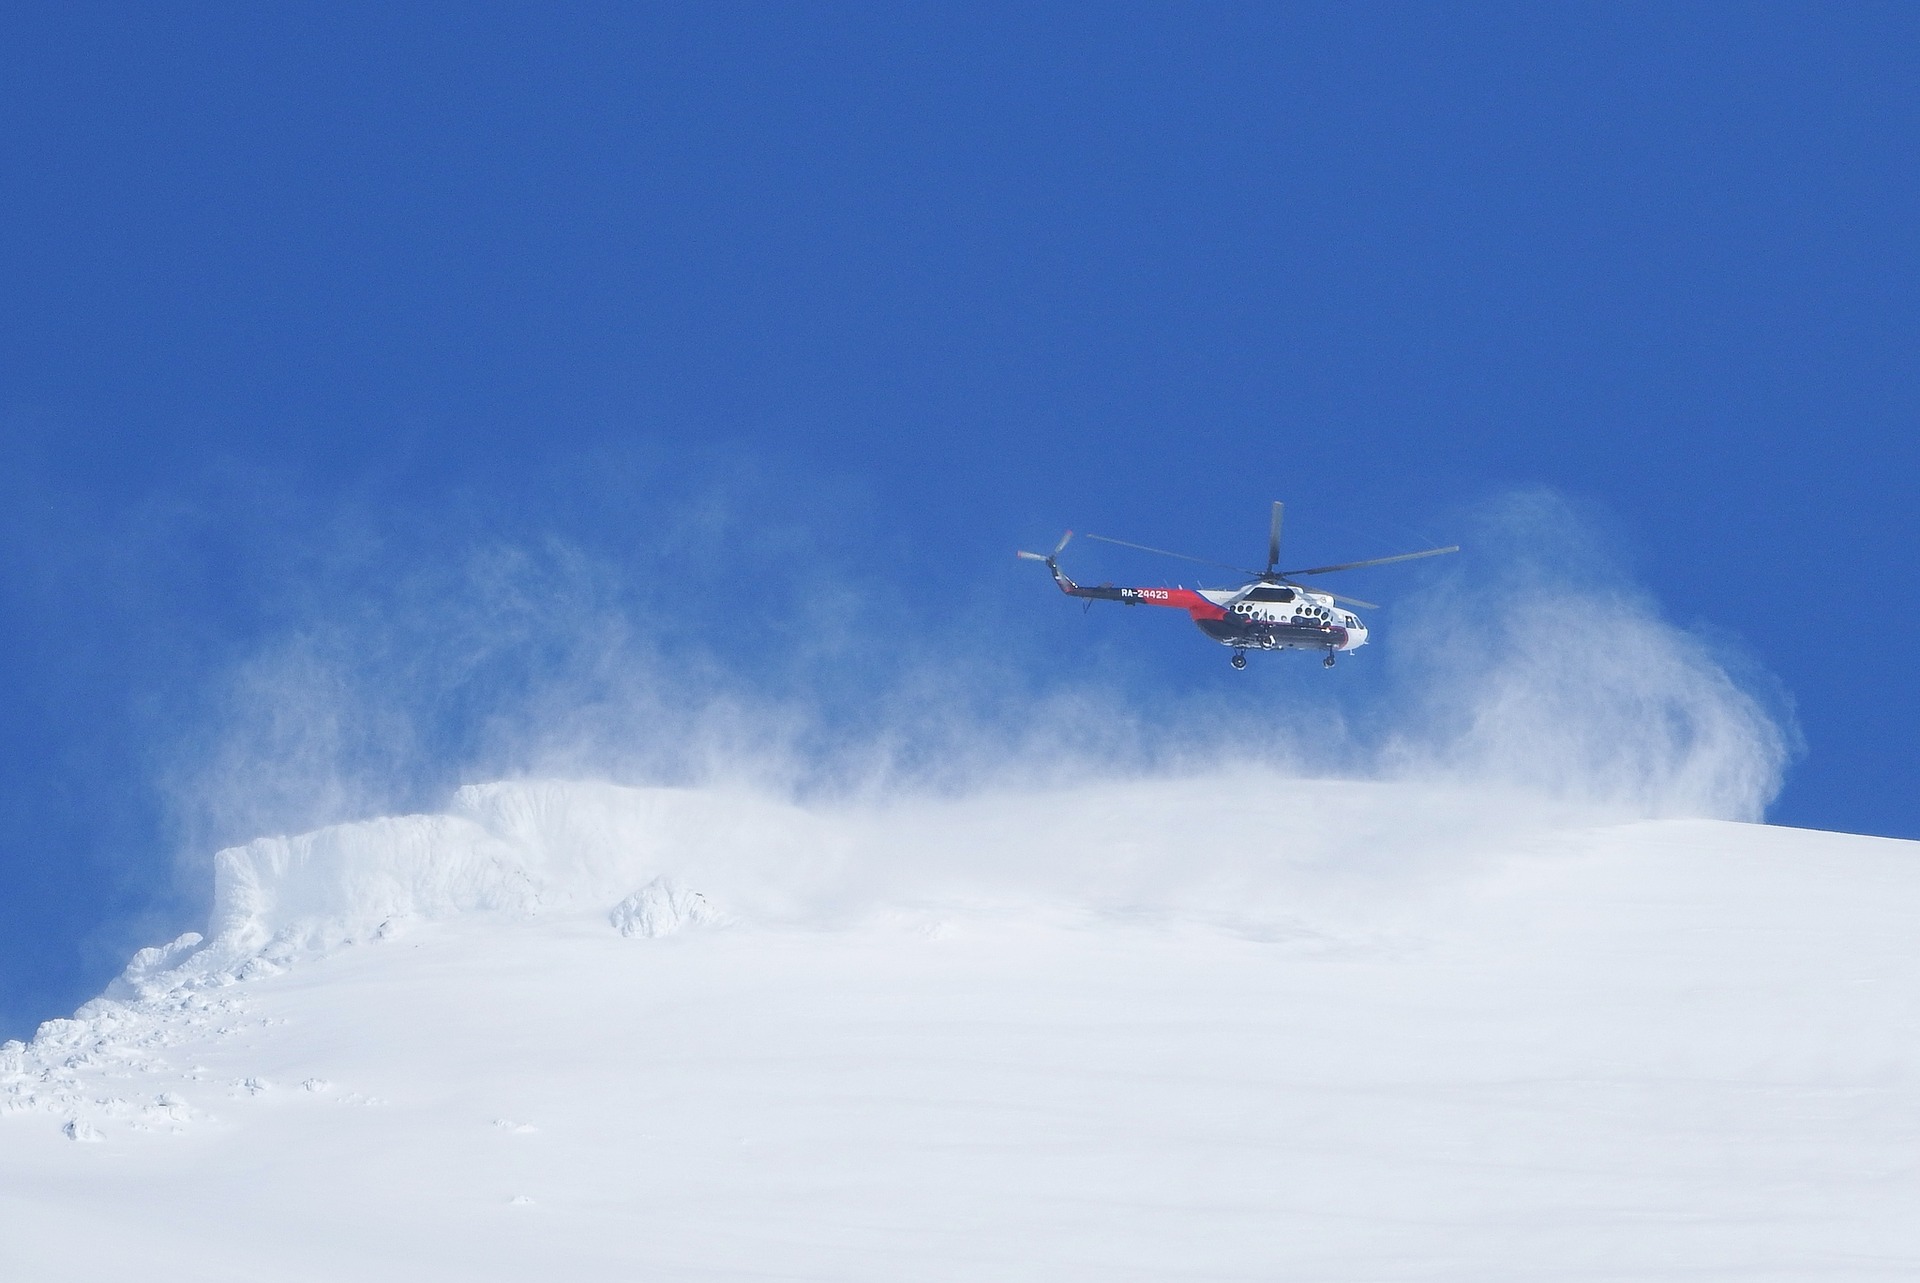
left=1323, top=651, right=1337, bottom=668
left=1230, top=651, right=1247, bottom=670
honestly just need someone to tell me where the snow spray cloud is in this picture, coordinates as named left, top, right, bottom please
left=160, top=485, right=1796, bottom=877
left=1370, top=490, right=1797, bottom=822
left=157, top=537, right=805, bottom=861
left=158, top=534, right=1172, bottom=866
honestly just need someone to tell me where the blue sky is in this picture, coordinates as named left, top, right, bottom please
left=4, top=3, right=1918, bottom=1035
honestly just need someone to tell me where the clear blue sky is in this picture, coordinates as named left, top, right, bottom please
left=5, top=3, right=1918, bottom=1036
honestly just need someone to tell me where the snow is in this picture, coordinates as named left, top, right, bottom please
left=608, top=878, right=726, bottom=938
left=4, top=773, right=1918, bottom=1279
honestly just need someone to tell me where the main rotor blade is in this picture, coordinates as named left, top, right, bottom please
left=1266, top=501, right=1284, bottom=575
left=1081, top=533, right=1259, bottom=577
left=1279, top=545, right=1460, bottom=577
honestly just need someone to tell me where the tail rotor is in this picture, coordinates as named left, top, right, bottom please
left=1015, top=530, right=1074, bottom=564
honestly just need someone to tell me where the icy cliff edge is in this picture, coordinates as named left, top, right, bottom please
left=121, top=781, right=804, bottom=994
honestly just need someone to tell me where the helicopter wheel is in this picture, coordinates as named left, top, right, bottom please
left=1230, top=652, right=1247, bottom=670
left=1323, top=651, right=1337, bottom=668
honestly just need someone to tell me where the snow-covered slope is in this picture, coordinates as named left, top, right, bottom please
left=4, top=774, right=1918, bottom=1280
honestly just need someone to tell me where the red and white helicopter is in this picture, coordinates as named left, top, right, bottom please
left=1019, top=502, right=1457, bottom=669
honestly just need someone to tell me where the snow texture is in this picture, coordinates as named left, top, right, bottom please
left=609, top=878, right=725, bottom=937
left=3, top=773, right=1918, bottom=1280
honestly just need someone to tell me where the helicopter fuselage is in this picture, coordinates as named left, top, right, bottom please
left=1035, top=563, right=1368, bottom=655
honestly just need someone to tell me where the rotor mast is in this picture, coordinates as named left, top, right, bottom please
left=1263, top=501, right=1284, bottom=581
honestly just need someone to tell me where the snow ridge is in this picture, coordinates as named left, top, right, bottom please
left=1, top=772, right=1604, bottom=1134
left=148, top=780, right=796, bottom=989
left=0, top=780, right=758, bottom=1131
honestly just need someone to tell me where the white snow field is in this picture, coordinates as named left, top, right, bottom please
left=4, top=774, right=1918, bottom=1281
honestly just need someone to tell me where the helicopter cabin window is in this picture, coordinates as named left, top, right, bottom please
left=1244, top=586, right=1295, bottom=603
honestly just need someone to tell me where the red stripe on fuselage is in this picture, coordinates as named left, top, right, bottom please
left=1062, top=582, right=1227, bottom=620
left=1159, top=588, right=1227, bottom=621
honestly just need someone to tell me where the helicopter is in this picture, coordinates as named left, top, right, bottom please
left=1018, top=502, right=1458, bottom=669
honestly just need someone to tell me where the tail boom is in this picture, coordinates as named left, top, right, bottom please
left=1017, top=553, right=1224, bottom=620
